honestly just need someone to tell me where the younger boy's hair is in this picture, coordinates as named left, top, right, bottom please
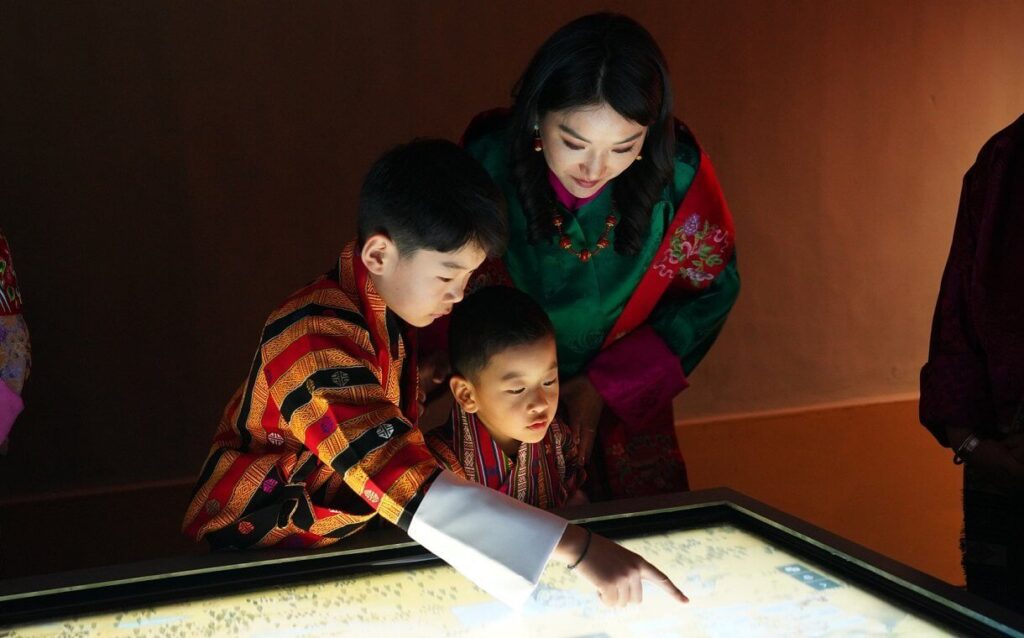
left=357, top=139, right=508, bottom=258
left=449, top=286, right=556, bottom=380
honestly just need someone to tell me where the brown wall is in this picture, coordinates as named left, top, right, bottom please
left=678, top=398, right=965, bottom=585
left=675, top=0, right=1024, bottom=419
left=1, top=1, right=1022, bottom=579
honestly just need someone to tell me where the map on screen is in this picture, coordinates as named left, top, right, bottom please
left=4, top=524, right=958, bottom=637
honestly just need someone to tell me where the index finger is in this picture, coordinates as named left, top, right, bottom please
left=640, top=561, right=689, bottom=603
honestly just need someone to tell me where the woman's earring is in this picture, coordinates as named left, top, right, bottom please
left=533, top=126, right=543, bottom=152
left=635, top=154, right=643, bottom=161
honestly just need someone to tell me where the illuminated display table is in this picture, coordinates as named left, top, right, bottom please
left=2, top=488, right=1022, bottom=636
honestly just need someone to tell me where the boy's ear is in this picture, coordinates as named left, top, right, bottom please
left=361, top=234, right=398, bottom=276
left=449, top=375, right=479, bottom=413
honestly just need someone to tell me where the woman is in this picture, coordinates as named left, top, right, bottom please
left=428, top=13, right=740, bottom=499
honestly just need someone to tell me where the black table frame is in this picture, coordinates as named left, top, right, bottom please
left=2, top=488, right=1022, bottom=636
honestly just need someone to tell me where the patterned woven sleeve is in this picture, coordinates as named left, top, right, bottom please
left=550, top=417, right=585, bottom=506
left=424, top=425, right=466, bottom=477
left=261, top=314, right=439, bottom=531
left=0, top=230, right=30, bottom=395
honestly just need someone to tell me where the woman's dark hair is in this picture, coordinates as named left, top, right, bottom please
left=358, top=139, right=508, bottom=258
left=510, top=13, right=674, bottom=255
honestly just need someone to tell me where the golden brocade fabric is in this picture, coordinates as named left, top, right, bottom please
left=183, top=242, right=438, bottom=549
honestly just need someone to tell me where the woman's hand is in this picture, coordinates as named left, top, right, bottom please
left=555, top=524, right=688, bottom=607
left=560, top=374, right=605, bottom=465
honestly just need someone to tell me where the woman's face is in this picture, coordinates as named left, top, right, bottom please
left=539, top=102, right=647, bottom=199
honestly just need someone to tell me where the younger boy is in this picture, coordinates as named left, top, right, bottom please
left=426, top=286, right=586, bottom=509
left=182, top=139, right=686, bottom=609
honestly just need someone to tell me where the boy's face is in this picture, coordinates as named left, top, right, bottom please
left=362, top=235, right=486, bottom=328
left=451, top=335, right=559, bottom=453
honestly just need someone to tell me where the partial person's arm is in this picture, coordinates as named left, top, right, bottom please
left=919, top=167, right=993, bottom=448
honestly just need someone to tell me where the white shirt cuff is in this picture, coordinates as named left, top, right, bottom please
left=407, top=470, right=568, bottom=609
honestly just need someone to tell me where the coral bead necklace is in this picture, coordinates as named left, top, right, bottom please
left=551, top=207, right=618, bottom=263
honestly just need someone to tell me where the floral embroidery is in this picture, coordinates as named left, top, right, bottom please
left=238, top=521, right=255, bottom=535
left=267, top=432, right=285, bottom=446
left=376, top=423, right=394, bottom=439
left=205, top=499, right=220, bottom=515
left=684, top=268, right=716, bottom=284
left=0, top=233, right=25, bottom=314
left=362, top=489, right=380, bottom=504
left=682, top=213, right=700, bottom=236
left=0, top=315, right=30, bottom=392
left=652, top=213, right=730, bottom=287
left=261, top=478, right=278, bottom=493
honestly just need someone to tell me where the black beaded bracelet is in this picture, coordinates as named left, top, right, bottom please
left=567, top=528, right=593, bottom=570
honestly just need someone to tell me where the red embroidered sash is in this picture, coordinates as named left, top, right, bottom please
left=602, top=151, right=734, bottom=347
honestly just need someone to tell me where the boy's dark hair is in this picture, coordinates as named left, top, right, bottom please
left=449, top=286, right=555, bottom=380
left=358, top=139, right=508, bottom=257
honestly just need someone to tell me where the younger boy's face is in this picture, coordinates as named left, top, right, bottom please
left=454, top=335, right=559, bottom=452
left=363, top=236, right=486, bottom=328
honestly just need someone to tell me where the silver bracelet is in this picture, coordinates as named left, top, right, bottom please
left=953, top=434, right=980, bottom=465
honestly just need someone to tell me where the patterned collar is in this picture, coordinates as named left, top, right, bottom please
left=441, top=403, right=575, bottom=509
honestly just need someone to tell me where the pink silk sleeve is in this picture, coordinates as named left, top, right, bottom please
left=586, top=326, right=688, bottom=429
left=0, top=379, right=23, bottom=445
